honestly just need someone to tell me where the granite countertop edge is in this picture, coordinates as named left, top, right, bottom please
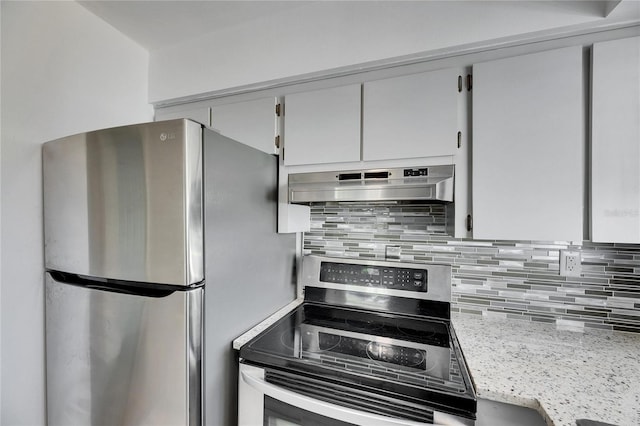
left=452, top=312, right=640, bottom=426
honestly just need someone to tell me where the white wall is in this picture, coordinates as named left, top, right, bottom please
left=0, top=1, right=153, bottom=424
left=0, top=3, right=3, bottom=420
left=149, top=1, right=625, bottom=103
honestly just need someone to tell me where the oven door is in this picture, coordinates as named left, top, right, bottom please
left=238, top=363, right=473, bottom=426
left=264, top=396, right=355, bottom=426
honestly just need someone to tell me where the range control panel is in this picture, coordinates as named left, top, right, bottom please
left=319, top=261, right=427, bottom=292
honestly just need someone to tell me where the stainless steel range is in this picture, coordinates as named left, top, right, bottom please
left=238, top=256, right=476, bottom=425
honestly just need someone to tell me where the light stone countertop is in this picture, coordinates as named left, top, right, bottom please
left=452, top=313, right=640, bottom=426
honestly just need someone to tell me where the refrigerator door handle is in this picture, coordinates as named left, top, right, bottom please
left=82, top=283, right=166, bottom=297
left=47, top=271, right=182, bottom=298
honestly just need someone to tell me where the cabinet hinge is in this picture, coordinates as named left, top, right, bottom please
left=275, top=135, right=281, bottom=149
left=458, top=75, right=463, bottom=93
left=465, top=214, right=473, bottom=232
left=457, top=131, right=462, bottom=148
left=466, top=74, right=472, bottom=91
left=275, top=103, right=283, bottom=117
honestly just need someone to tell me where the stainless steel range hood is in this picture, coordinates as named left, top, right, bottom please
left=288, top=165, right=454, bottom=203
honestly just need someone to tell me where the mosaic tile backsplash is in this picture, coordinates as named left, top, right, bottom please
left=303, top=202, right=640, bottom=334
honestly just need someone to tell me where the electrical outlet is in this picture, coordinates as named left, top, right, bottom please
left=385, top=245, right=401, bottom=260
left=560, top=250, right=582, bottom=277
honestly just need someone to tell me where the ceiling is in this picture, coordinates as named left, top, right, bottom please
left=79, top=1, right=631, bottom=52
left=78, top=1, right=309, bottom=50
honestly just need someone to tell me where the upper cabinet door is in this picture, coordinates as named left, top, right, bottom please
left=472, top=46, right=584, bottom=241
left=363, top=68, right=459, bottom=161
left=591, top=36, right=640, bottom=243
left=210, top=97, right=277, bottom=155
left=283, top=84, right=361, bottom=166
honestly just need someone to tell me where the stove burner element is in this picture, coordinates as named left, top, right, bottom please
left=279, top=328, right=345, bottom=354
left=278, top=329, right=297, bottom=351
left=397, top=325, right=437, bottom=339
left=314, top=332, right=341, bottom=352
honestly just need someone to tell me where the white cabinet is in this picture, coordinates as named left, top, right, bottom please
left=283, top=84, right=361, bottom=166
left=591, top=36, right=640, bottom=243
left=283, top=69, right=462, bottom=166
left=154, top=105, right=210, bottom=126
left=363, top=68, right=460, bottom=161
left=156, top=98, right=277, bottom=154
left=472, top=46, right=584, bottom=241
left=210, top=97, right=277, bottom=154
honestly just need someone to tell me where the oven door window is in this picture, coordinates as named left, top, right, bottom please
left=264, top=396, right=356, bottom=426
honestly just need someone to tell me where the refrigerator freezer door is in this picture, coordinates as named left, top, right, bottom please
left=43, top=119, right=204, bottom=286
left=45, top=273, right=203, bottom=426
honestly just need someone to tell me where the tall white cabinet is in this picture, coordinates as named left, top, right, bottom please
left=472, top=46, right=584, bottom=241
left=591, top=36, right=640, bottom=243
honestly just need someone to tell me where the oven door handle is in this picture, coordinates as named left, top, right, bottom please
left=240, top=369, right=470, bottom=426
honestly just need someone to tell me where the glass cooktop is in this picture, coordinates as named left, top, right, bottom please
left=240, top=303, right=475, bottom=403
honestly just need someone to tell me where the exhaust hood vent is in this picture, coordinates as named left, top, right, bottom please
left=288, top=165, right=454, bottom=204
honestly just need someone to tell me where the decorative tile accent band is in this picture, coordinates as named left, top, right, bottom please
left=304, top=202, right=640, bottom=334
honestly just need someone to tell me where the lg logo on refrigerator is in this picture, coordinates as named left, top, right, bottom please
left=159, top=132, right=176, bottom=142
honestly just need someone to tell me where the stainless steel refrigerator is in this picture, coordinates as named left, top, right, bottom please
left=43, top=119, right=296, bottom=426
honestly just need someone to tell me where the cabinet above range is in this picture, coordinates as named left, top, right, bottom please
left=281, top=67, right=467, bottom=166
left=283, top=84, right=361, bottom=165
